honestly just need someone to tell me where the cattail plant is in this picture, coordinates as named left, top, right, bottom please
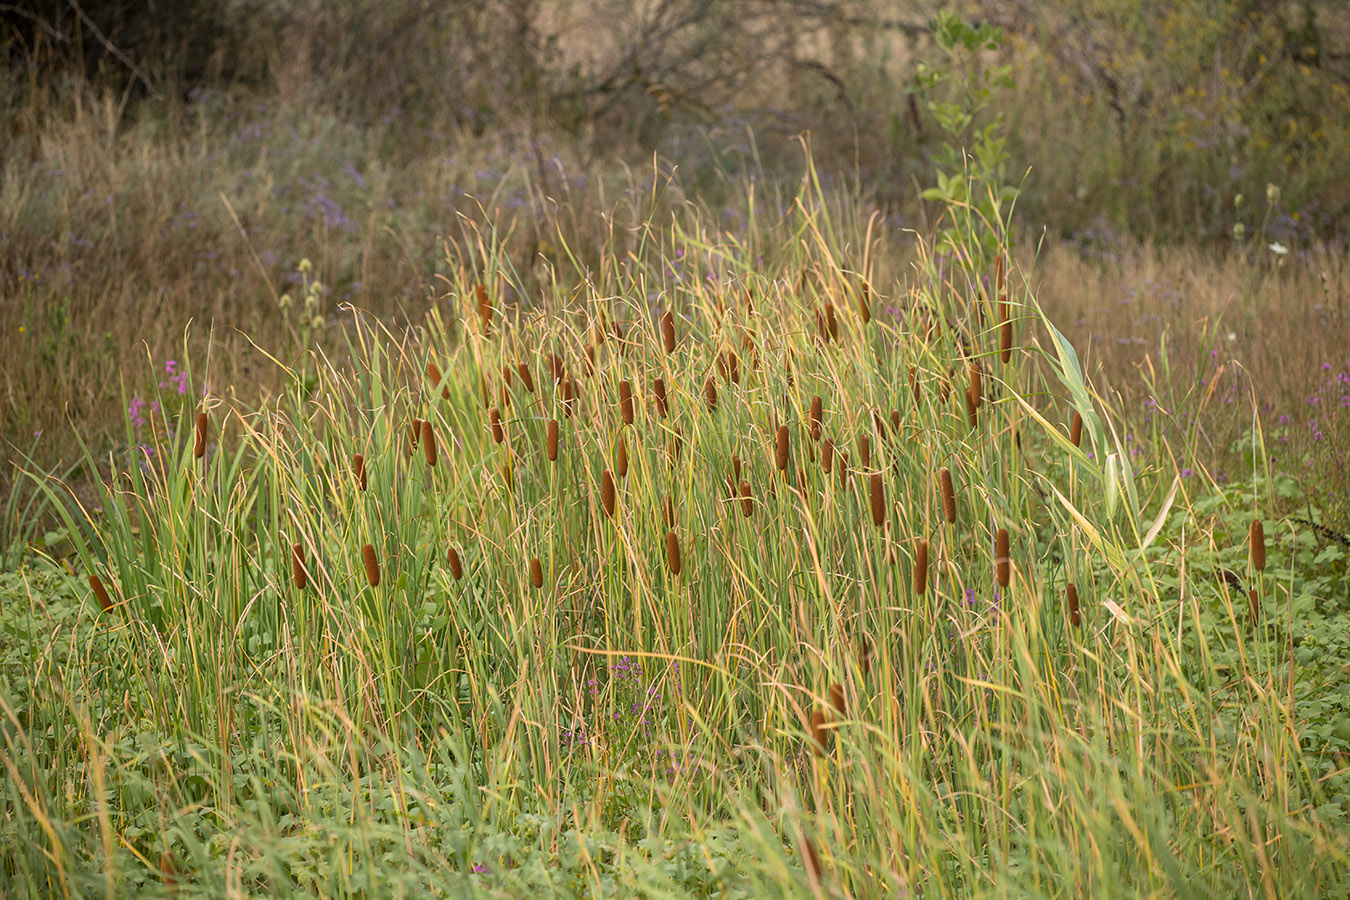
left=362, top=543, right=380, bottom=587
left=517, top=361, right=535, bottom=393
left=530, top=558, right=543, bottom=589
left=548, top=354, right=565, bottom=385
left=89, top=573, right=115, bottom=613
left=428, top=361, right=450, bottom=399
left=194, top=411, right=208, bottom=459
left=809, top=396, right=823, bottom=440
left=1250, top=518, right=1266, bottom=571
left=969, top=362, right=983, bottom=409
left=914, top=539, right=929, bottom=595
left=662, top=311, right=676, bottom=354
left=546, top=419, right=559, bottom=461
left=939, top=467, right=956, bottom=523
left=408, top=418, right=422, bottom=455
left=489, top=407, right=504, bottom=444
left=1000, top=319, right=1013, bottom=364
left=619, top=380, right=634, bottom=424
left=825, top=302, right=838, bottom=340
left=664, top=495, right=676, bottom=528
left=447, top=545, right=464, bottom=580
left=965, top=387, right=978, bottom=428
left=584, top=344, right=596, bottom=376
left=909, top=366, right=920, bottom=409
left=776, top=425, right=790, bottom=472
left=421, top=419, right=437, bottom=467
left=890, top=409, right=900, bottom=435
left=821, top=439, right=834, bottom=475
left=829, top=683, right=845, bottom=717
left=353, top=453, right=367, bottom=491
left=1249, top=588, right=1261, bottom=621
left=601, top=469, right=616, bottom=518
left=476, top=283, right=491, bottom=331
left=665, top=530, right=682, bottom=576
left=740, top=480, right=753, bottom=518
left=1070, top=412, right=1084, bottom=448
left=291, top=542, right=306, bottom=589
left=668, top=426, right=683, bottom=464
left=500, top=366, right=514, bottom=408
left=653, top=378, right=669, bottom=418
left=809, top=709, right=828, bottom=756
left=838, top=451, right=849, bottom=489
left=615, top=437, right=629, bottom=478
left=995, top=528, right=1010, bottom=588
left=562, top=378, right=577, bottom=418
left=869, top=473, right=885, bottom=528
left=859, top=434, right=871, bottom=469
left=857, top=636, right=873, bottom=675
left=704, top=377, right=717, bottom=412
left=798, top=832, right=823, bottom=883
left=859, top=279, right=872, bottom=323
left=1066, top=583, right=1081, bottom=627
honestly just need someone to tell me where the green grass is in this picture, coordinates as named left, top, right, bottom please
left=3, top=160, right=1349, bottom=898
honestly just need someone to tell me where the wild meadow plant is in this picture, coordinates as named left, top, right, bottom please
left=4, top=155, right=1349, bottom=898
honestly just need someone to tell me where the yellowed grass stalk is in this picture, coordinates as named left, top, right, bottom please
left=363, top=543, right=380, bottom=587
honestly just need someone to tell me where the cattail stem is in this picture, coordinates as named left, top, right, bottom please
left=362, top=543, right=380, bottom=587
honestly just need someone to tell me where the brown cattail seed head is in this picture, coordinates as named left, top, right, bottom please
left=476, top=283, right=491, bottom=331
left=969, top=362, right=983, bottom=409
left=408, top=418, right=422, bottom=455
left=353, top=453, right=367, bottom=491
left=996, top=528, right=1010, bottom=588
left=838, top=451, right=849, bottom=489
left=583, top=344, right=596, bottom=376
left=529, top=558, right=543, bottom=589
left=965, top=387, right=978, bottom=428
left=292, top=542, right=306, bottom=589
left=447, top=545, right=463, bottom=580
left=421, top=419, right=437, bottom=466
left=890, top=408, right=901, bottom=435
left=1070, top=412, right=1084, bottom=448
left=428, top=361, right=449, bottom=399
left=809, top=396, right=823, bottom=440
left=914, top=539, right=929, bottom=595
left=821, top=439, right=834, bottom=474
left=732, top=454, right=742, bottom=483
left=860, top=279, right=872, bottom=323
left=799, top=832, right=823, bottom=882
left=665, top=530, right=682, bottom=576
left=704, top=377, right=717, bottom=412
left=489, top=407, right=504, bottom=444
left=619, top=380, right=634, bottom=424
left=869, top=472, right=885, bottom=528
left=740, top=480, right=753, bottom=518
left=615, top=437, right=629, bottom=478
left=546, top=419, right=559, bottom=461
left=939, top=467, right=956, bottom=523
left=517, top=361, right=535, bottom=393
left=858, top=434, right=871, bottom=469
left=662, top=311, right=676, bottom=354
left=363, top=543, right=380, bottom=587
left=653, top=378, right=669, bottom=418
left=562, top=378, right=577, bottom=418
left=601, top=469, right=616, bottom=518
left=829, top=683, right=845, bottom=717
left=1000, top=320, right=1013, bottom=363
left=1066, top=583, right=1081, bottom=627
left=194, top=411, right=208, bottom=459
left=89, top=573, right=114, bottom=613
left=1249, top=588, right=1260, bottom=620
left=1250, top=519, right=1266, bottom=571
left=825, top=302, right=838, bottom=340
left=776, top=425, right=790, bottom=472
left=809, top=709, right=828, bottom=756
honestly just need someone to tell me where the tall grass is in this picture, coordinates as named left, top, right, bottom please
left=3, top=157, right=1347, bottom=898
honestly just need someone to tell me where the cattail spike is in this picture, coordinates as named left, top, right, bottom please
left=914, top=539, right=929, bottom=595
left=1000, top=320, right=1013, bottom=364
left=517, top=361, right=535, bottom=393
left=653, top=378, right=669, bottom=418
left=89, top=573, right=115, bottom=613
left=529, top=557, right=543, bottom=589
left=421, top=420, right=437, bottom=467
left=969, top=362, right=983, bottom=409
left=809, top=396, right=823, bottom=440
left=665, top=530, right=682, bottom=576
left=704, top=377, right=717, bottom=412
left=489, top=407, right=504, bottom=444
left=996, top=528, right=1010, bottom=588
left=408, top=418, right=422, bottom=455
left=740, top=480, right=753, bottom=518
left=809, top=709, right=828, bottom=756
left=194, top=411, right=208, bottom=459
left=602, top=469, right=617, bottom=518
left=939, top=467, right=956, bottom=524
left=869, top=472, right=885, bottom=528
left=362, top=543, right=380, bottom=587
left=292, top=542, right=306, bottom=589
left=1066, top=583, right=1081, bottom=627
left=619, top=380, right=634, bottom=425
left=476, top=283, right=492, bottom=331
left=1070, top=412, right=1084, bottom=448
left=821, top=439, right=834, bottom=475
left=859, top=434, right=871, bottom=469
left=546, top=419, right=559, bottom=461
left=1250, top=519, right=1266, bottom=571
left=447, top=545, right=464, bottom=580
left=776, top=425, right=790, bottom=472
left=353, top=453, right=367, bottom=491
left=428, top=361, right=450, bottom=400
left=664, top=494, right=676, bottom=528
left=615, top=437, right=629, bottom=478
left=662, top=311, right=676, bottom=354
left=829, top=683, right=845, bottom=717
